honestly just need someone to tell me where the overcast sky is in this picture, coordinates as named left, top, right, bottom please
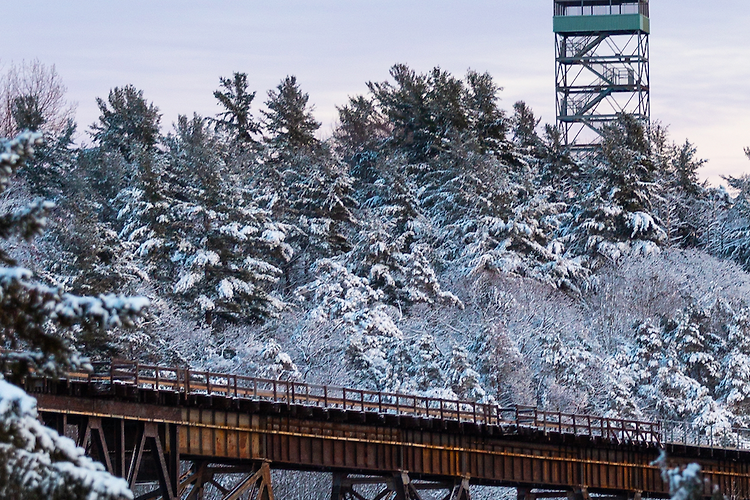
left=3, top=1, right=749, bottom=184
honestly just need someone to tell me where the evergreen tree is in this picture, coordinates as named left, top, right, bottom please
left=116, top=117, right=292, bottom=327
left=263, top=76, right=320, bottom=151
left=718, top=176, right=750, bottom=271
left=213, top=72, right=260, bottom=144
left=0, top=132, right=149, bottom=376
left=351, top=164, right=461, bottom=309
left=718, top=308, right=750, bottom=421
left=463, top=70, right=508, bottom=155
left=368, top=65, right=499, bottom=162
left=291, top=151, right=357, bottom=258
left=11, top=94, right=46, bottom=132
left=90, top=85, right=161, bottom=161
left=445, top=343, right=485, bottom=401
left=650, top=128, right=706, bottom=248
left=367, top=64, right=433, bottom=162
left=17, top=119, right=77, bottom=199
left=511, top=101, right=542, bottom=150
left=564, top=115, right=666, bottom=263
left=334, top=95, right=389, bottom=191
left=335, top=95, right=388, bottom=160
left=624, top=309, right=732, bottom=430
left=0, top=131, right=146, bottom=500
left=412, top=334, right=445, bottom=392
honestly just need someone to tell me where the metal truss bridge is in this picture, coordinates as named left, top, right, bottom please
left=26, top=360, right=750, bottom=500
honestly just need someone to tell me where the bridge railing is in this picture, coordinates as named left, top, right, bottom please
left=74, top=361, right=515, bottom=426
left=514, top=405, right=660, bottom=444
left=661, top=420, right=750, bottom=451
left=52, top=359, right=662, bottom=445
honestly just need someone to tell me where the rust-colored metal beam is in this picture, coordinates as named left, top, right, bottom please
left=25, top=359, right=750, bottom=500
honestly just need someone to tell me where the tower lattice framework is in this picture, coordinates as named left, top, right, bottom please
left=554, top=0, right=650, bottom=151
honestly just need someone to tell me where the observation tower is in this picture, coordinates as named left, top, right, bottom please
left=554, top=0, right=650, bottom=151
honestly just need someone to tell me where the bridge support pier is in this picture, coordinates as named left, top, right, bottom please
left=331, top=471, right=470, bottom=500
left=179, top=461, right=275, bottom=500
left=127, top=422, right=178, bottom=500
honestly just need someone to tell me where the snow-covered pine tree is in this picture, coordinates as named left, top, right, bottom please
left=24, top=137, right=146, bottom=311
left=263, top=75, right=320, bottom=152
left=444, top=343, right=485, bottom=401
left=463, top=69, right=508, bottom=156
left=459, top=182, right=586, bottom=293
left=90, top=85, right=161, bottom=162
left=213, top=72, right=261, bottom=145
left=367, top=64, right=436, bottom=163
left=258, top=77, right=359, bottom=283
left=650, top=127, right=707, bottom=248
left=535, top=321, right=597, bottom=411
left=510, top=101, right=543, bottom=152
left=1, top=131, right=147, bottom=500
left=0, top=380, right=133, bottom=500
left=294, top=258, right=407, bottom=390
left=410, top=334, right=445, bottom=392
left=350, top=164, right=461, bottom=309
left=291, top=151, right=357, bottom=260
left=626, top=310, right=731, bottom=430
left=564, top=115, right=667, bottom=263
left=725, top=147, right=750, bottom=262
left=18, top=119, right=77, bottom=199
left=719, top=175, right=750, bottom=271
left=334, top=95, right=389, bottom=183
left=668, top=308, right=722, bottom=391
left=116, top=114, right=292, bottom=327
left=718, top=307, right=750, bottom=423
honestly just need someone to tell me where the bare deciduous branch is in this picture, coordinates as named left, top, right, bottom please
left=0, top=59, right=77, bottom=137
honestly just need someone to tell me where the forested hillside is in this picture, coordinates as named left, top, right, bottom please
left=4, top=62, right=750, bottom=437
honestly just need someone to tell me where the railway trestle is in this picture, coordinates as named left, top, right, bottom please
left=26, top=360, right=750, bottom=500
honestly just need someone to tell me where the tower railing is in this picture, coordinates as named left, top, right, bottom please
left=555, top=1, right=648, bottom=18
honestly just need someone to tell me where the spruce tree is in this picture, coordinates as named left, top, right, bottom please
left=719, top=176, right=750, bottom=271
left=718, top=308, right=750, bottom=421
left=511, top=101, right=542, bottom=150
left=463, top=70, right=507, bottom=155
left=116, top=116, right=291, bottom=327
left=11, top=94, right=46, bottom=132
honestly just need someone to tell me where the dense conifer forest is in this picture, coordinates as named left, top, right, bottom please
left=1, top=61, right=750, bottom=498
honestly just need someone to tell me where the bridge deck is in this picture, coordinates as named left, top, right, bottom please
left=26, top=360, right=750, bottom=500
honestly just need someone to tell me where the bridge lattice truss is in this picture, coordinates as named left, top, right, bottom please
left=28, top=360, right=750, bottom=500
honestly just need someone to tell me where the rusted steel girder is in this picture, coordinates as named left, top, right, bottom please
left=37, top=390, right=750, bottom=499
left=30, top=372, right=750, bottom=499
left=331, top=472, right=470, bottom=500
left=179, top=462, right=275, bottom=500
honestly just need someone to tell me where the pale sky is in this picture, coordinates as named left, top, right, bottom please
left=3, top=1, right=749, bottom=184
